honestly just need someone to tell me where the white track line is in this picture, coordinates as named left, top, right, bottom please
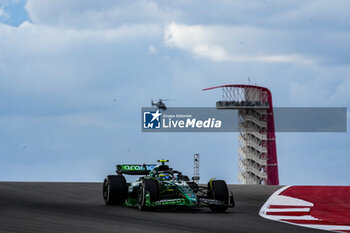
left=259, top=185, right=291, bottom=217
left=266, top=208, right=311, bottom=212
left=265, top=215, right=319, bottom=221
left=268, top=194, right=314, bottom=206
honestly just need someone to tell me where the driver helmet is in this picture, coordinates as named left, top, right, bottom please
left=158, top=173, right=171, bottom=180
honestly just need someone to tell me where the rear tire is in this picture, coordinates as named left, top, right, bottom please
left=208, top=180, right=229, bottom=212
left=103, top=175, right=128, bottom=205
left=138, top=179, right=159, bottom=211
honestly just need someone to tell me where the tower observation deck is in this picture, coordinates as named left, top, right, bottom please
left=203, top=85, right=279, bottom=185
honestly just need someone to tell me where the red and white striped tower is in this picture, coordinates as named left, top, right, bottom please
left=203, top=85, right=279, bottom=185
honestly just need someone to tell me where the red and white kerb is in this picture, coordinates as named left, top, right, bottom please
left=260, top=186, right=350, bottom=233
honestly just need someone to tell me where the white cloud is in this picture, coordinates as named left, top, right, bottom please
left=0, top=5, right=8, bottom=19
left=267, top=0, right=350, bottom=30
left=329, top=75, right=350, bottom=105
left=25, top=0, right=181, bottom=29
left=0, top=21, right=162, bottom=93
left=164, top=23, right=314, bottom=64
left=1, top=0, right=350, bottom=184
left=148, top=45, right=158, bottom=54
left=288, top=65, right=350, bottom=106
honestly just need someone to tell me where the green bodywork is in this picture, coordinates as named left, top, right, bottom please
left=124, top=178, right=199, bottom=208
left=116, top=162, right=230, bottom=209
left=119, top=163, right=201, bottom=208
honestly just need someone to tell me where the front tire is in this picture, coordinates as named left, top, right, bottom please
left=138, top=179, right=159, bottom=211
left=103, top=175, right=128, bottom=205
left=208, top=180, right=229, bottom=212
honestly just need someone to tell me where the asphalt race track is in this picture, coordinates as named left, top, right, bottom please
left=0, top=182, right=328, bottom=233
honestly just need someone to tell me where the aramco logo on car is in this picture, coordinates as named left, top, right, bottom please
left=143, top=110, right=222, bottom=130
left=121, top=165, right=156, bottom=171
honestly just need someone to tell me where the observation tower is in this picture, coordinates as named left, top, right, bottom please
left=203, top=85, right=279, bottom=185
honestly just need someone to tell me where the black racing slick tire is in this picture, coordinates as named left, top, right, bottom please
left=208, top=179, right=229, bottom=212
left=103, top=175, right=128, bottom=205
left=138, top=179, right=159, bottom=211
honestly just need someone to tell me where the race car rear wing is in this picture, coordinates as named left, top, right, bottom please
left=116, top=164, right=156, bottom=175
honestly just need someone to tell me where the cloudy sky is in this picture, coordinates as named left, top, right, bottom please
left=0, top=0, right=349, bottom=184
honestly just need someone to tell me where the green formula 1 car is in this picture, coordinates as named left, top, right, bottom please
left=102, top=160, right=235, bottom=212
